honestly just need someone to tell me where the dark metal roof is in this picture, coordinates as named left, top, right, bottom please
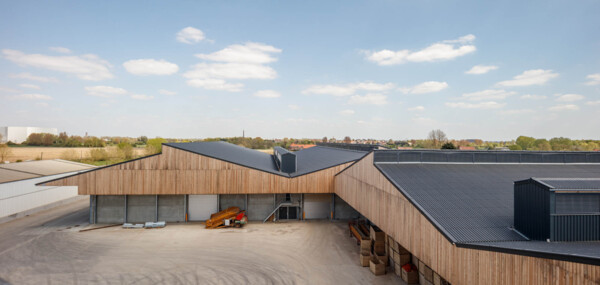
left=373, top=149, right=600, bottom=164
left=375, top=161, right=600, bottom=264
left=165, top=142, right=365, bottom=177
left=165, top=142, right=281, bottom=175
left=316, top=142, right=386, bottom=152
left=531, top=178, right=600, bottom=191
left=292, top=146, right=366, bottom=177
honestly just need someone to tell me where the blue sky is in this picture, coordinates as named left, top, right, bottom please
left=1, top=0, right=599, bottom=140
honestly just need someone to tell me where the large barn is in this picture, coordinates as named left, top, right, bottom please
left=41, top=142, right=600, bottom=284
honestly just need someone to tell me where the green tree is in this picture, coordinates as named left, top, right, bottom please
left=516, top=136, right=536, bottom=150
left=549, top=137, right=573, bottom=151
left=146, top=138, right=167, bottom=154
left=26, top=133, right=44, bottom=145
left=117, top=142, right=134, bottom=160
left=441, top=142, right=457, bottom=149
left=508, top=144, right=523, bottom=150
left=533, top=139, right=551, bottom=151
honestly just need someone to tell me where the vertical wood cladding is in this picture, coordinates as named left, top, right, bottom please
left=43, top=145, right=351, bottom=195
left=334, top=152, right=600, bottom=285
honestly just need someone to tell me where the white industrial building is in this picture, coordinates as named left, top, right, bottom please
left=0, top=126, right=58, bottom=143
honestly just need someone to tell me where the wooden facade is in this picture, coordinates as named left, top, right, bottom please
left=334, top=152, right=600, bottom=285
left=43, top=145, right=351, bottom=195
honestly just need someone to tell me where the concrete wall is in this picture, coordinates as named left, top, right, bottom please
left=97, top=195, right=125, bottom=224
left=127, top=195, right=156, bottom=223
left=247, top=194, right=275, bottom=221
left=158, top=195, right=185, bottom=222
left=334, top=194, right=361, bottom=220
left=0, top=172, right=81, bottom=221
left=219, top=194, right=246, bottom=211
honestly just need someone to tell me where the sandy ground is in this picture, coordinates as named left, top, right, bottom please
left=5, top=147, right=147, bottom=162
left=0, top=200, right=403, bottom=285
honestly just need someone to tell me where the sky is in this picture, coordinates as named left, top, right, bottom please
left=0, top=1, right=599, bottom=141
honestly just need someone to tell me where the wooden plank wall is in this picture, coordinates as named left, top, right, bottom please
left=43, top=145, right=351, bottom=195
left=334, top=152, right=600, bottom=285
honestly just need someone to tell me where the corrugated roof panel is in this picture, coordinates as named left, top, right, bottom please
left=376, top=163, right=600, bottom=243
left=535, top=178, right=600, bottom=190
left=0, top=159, right=94, bottom=176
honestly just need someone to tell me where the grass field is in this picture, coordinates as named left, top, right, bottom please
left=4, top=146, right=147, bottom=163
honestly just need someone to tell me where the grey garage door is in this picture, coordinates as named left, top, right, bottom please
left=127, top=195, right=156, bottom=223
left=219, top=194, right=246, bottom=211
left=97, top=195, right=125, bottom=224
left=158, top=195, right=185, bottom=222
left=188, top=195, right=218, bottom=221
left=248, top=194, right=275, bottom=221
left=304, top=194, right=331, bottom=219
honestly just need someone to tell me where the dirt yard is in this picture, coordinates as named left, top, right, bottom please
left=5, top=147, right=147, bottom=163
left=0, top=200, right=403, bottom=284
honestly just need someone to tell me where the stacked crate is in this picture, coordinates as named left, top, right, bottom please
left=369, top=225, right=387, bottom=275
left=387, top=236, right=416, bottom=284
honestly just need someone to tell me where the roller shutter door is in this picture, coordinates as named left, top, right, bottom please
left=158, top=195, right=185, bottom=222
left=304, top=194, right=331, bottom=219
left=97, top=195, right=125, bottom=224
left=247, top=194, right=274, bottom=221
left=127, top=195, right=156, bottom=223
left=188, top=195, right=218, bottom=221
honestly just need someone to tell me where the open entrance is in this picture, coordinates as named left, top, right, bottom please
left=278, top=206, right=299, bottom=220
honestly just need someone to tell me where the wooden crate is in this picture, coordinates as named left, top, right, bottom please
left=376, top=253, right=389, bottom=266
left=373, top=241, right=386, bottom=255
left=433, top=272, right=441, bottom=285
left=360, top=250, right=370, bottom=267
left=412, top=255, right=419, bottom=269
left=394, top=263, right=401, bottom=276
left=397, top=242, right=410, bottom=254
left=369, top=256, right=386, bottom=276
left=418, top=260, right=433, bottom=282
left=401, top=264, right=419, bottom=284
left=360, top=239, right=372, bottom=251
left=393, top=253, right=411, bottom=266
left=370, top=225, right=385, bottom=242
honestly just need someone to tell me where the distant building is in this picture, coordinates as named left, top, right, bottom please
left=459, top=146, right=476, bottom=150
left=397, top=147, right=413, bottom=150
left=289, top=144, right=316, bottom=151
left=0, top=126, right=58, bottom=143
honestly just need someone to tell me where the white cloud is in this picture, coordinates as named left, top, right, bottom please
left=496, top=69, right=558, bottom=87
left=585, top=100, right=600, bottom=105
left=176, top=27, right=205, bottom=44
left=0, top=86, right=19, bottom=93
left=85, top=85, right=128, bottom=98
left=184, top=62, right=277, bottom=80
left=364, top=34, right=476, bottom=65
left=10, top=93, right=52, bottom=100
left=555, top=93, right=584, bottom=102
left=412, top=116, right=436, bottom=125
left=520, top=94, right=547, bottom=100
left=184, top=42, right=281, bottom=92
left=548, top=104, right=579, bottom=111
left=131, top=94, right=153, bottom=100
left=49, top=47, right=71, bottom=54
left=400, top=81, right=448, bottom=94
left=339, top=109, right=355, bottom=115
left=9, top=72, right=58, bottom=83
left=123, top=59, right=179, bottom=75
left=288, top=104, right=300, bottom=110
left=498, top=109, right=535, bottom=115
left=158, top=89, right=176, bottom=96
left=196, top=42, right=281, bottom=64
left=302, top=82, right=395, bottom=97
left=36, top=102, right=49, bottom=107
left=445, top=101, right=505, bottom=109
left=408, top=106, right=425, bottom=111
left=186, top=78, right=243, bottom=92
left=465, top=65, right=498, bottom=75
left=584, top=73, right=600, bottom=86
left=19, top=83, right=41, bottom=90
left=348, top=93, right=387, bottom=105
left=2, top=49, right=113, bottom=81
left=253, top=90, right=281, bottom=98
left=461, top=89, right=516, bottom=101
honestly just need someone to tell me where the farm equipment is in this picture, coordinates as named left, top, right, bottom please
left=205, top=207, right=247, bottom=229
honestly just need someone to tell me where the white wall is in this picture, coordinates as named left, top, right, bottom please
left=0, top=172, right=82, bottom=219
left=0, top=126, right=58, bottom=143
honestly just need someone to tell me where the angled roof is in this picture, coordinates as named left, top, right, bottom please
left=0, top=159, right=95, bottom=184
left=166, top=141, right=281, bottom=175
left=373, top=151, right=600, bottom=264
left=292, top=146, right=366, bottom=176
left=165, top=142, right=366, bottom=177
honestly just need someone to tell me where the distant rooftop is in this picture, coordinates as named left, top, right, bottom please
left=0, top=159, right=95, bottom=184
